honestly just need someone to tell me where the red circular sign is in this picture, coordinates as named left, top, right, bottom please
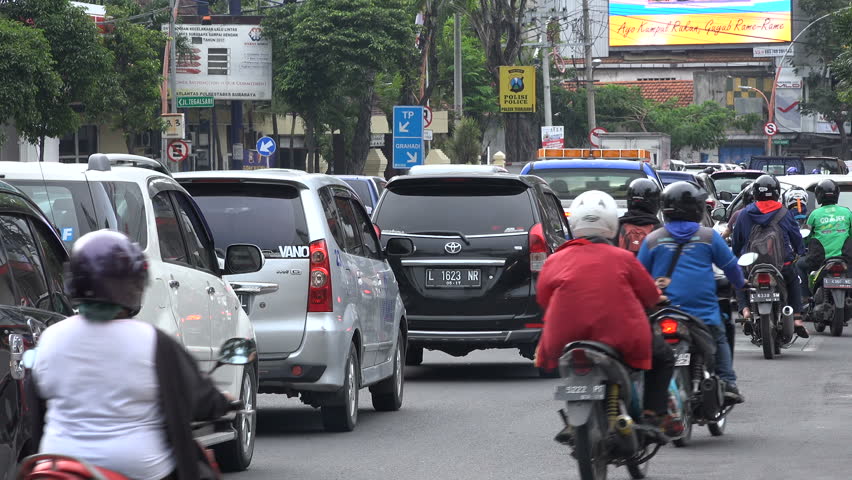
left=424, top=106, right=433, bottom=128
left=167, top=140, right=189, bottom=162
left=763, top=122, right=778, bottom=137
left=589, top=127, right=608, bottom=147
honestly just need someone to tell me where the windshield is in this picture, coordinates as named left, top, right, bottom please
left=528, top=168, right=645, bottom=200
left=803, top=159, right=843, bottom=174
left=711, top=174, right=762, bottom=195
left=8, top=180, right=147, bottom=250
left=375, top=183, right=534, bottom=235
left=184, top=182, right=309, bottom=259
left=342, top=179, right=374, bottom=209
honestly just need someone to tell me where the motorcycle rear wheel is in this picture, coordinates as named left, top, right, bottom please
left=672, top=370, right=692, bottom=448
left=574, top=405, right=608, bottom=480
left=815, top=322, right=827, bottom=333
left=708, top=413, right=727, bottom=436
left=760, top=313, right=774, bottom=359
left=831, top=306, right=844, bottom=337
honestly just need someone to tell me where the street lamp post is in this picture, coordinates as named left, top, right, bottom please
left=740, top=85, right=772, bottom=155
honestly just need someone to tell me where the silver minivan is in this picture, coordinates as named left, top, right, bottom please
left=176, top=170, right=412, bottom=432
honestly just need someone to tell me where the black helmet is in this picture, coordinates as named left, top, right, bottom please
left=751, top=175, right=780, bottom=201
left=65, top=230, right=148, bottom=315
left=740, top=181, right=754, bottom=204
left=661, top=181, right=707, bottom=222
left=815, top=178, right=840, bottom=205
left=626, top=178, right=661, bottom=215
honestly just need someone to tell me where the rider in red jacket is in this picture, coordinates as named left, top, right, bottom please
left=536, top=191, right=677, bottom=432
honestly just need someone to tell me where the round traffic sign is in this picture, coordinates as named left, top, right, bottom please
left=589, top=127, right=608, bottom=147
left=424, top=106, right=433, bottom=128
left=763, top=122, right=779, bottom=137
left=167, top=140, right=189, bottom=162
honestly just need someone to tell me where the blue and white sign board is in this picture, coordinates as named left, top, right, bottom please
left=256, top=136, right=276, bottom=156
left=393, top=106, right=424, bottom=169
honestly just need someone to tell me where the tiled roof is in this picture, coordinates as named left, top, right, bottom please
left=562, top=80, right=694, bottom=107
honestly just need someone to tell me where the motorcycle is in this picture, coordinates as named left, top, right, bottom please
left=16, top=338, right=257, bottom=480
left=652, top=307, right=733, bottom=447
left=553, top=341, right=668, bottom=480
left=808, top=257, right=852, bottom=336
left=739, top=253, right=795, bottom=359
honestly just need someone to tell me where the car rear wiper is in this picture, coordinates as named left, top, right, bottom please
left=409, top=230, right=471, bottom=245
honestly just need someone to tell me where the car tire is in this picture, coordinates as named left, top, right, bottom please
left=405, top=345, right=423, bottom=366
left=370, top=330, right=405, bottom=412
left=321, top=342, right=360, bottom=432
left=213, top=365, right=256, bottom=472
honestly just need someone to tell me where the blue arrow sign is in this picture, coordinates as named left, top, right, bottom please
left=393, top=106, right=424, bottom=169
left=256, top=136, right=276, bottom=156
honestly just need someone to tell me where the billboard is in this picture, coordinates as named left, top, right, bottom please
left=609, top=0, right=792, bottom=47
left=165, top=24, right=272, bottom=100
left=499, top=66, right=536, bottom=113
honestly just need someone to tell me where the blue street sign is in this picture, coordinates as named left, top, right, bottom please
left=256, top=136, right=276, bottom=156
left=393, top=106, right=424, bottom=169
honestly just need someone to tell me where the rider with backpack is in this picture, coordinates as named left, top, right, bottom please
left=618, top=178, right=662, bottom=254
left=731, top=175, right=808, bottom=338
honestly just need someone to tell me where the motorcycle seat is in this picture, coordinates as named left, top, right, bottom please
left=30, top=460, right=128, bottom=480
left=563, top=341, right=623, bottom=362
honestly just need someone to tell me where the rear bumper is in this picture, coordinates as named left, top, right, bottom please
left=409, top=328, right=541, bottom=345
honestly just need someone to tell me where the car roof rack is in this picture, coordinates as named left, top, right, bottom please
left=87, top=153, right=172, bottom=177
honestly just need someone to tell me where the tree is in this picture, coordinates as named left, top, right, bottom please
left=455, top=0, right=536, bottom=165
left=103, top=0, right=166, bottom=153
left=0, top=17, right=61, bottom=147
left=0, top=0, right=116, bottom=161
left=447, top=117, right=482, bottom=164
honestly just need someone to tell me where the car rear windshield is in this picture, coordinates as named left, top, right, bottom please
left=830, top=186, right=852, bottom=211
left=341, top=179, right=374, bottom=209
left=803, top=159, right=843, bottom=174
left=528, top=168, right=645, bottom=200
left=711, top=174, right=762, bottom=195
left=375, top=182, right=534, bottom=236
left=184, top=182, right=310, bottom=258
left=8, top=180, right=147, bottom=250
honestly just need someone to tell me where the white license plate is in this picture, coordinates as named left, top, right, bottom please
left=554, top=384, right=607, bottom=401
left=824, top=277, right=852, bottom=289
left=675, top=353, right=691, bottom=367
left=751, top=292, right=781, bottom=302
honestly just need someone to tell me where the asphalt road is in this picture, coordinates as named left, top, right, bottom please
left=227, top=330, right=852, bottom=480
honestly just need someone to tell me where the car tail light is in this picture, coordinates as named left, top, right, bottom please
left=828, top=262, right=847, bottom=277
left=705, top=198, right=716, bottom=209
left=756, top=272, right=772, bottom=287
left=307, top=240, right=332, bottom=312
left=529, top=223, right=548, bottom=272
left=570, top=349, right=593, bottom=376
left=564, top=211, right=571, bottom=218
left=660, top=318, right=679, bottom=344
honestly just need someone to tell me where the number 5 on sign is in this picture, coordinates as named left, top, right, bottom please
left=162, top=113, right=185, bottom=139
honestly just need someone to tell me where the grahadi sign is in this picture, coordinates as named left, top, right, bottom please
left=609, top=0, right=792, bottom=47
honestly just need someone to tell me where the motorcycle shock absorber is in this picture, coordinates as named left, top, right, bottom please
left=607, top=384, right=620, bottom=430
left=691, top=358, right=703, bottom=393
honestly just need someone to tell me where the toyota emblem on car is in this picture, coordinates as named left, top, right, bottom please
left=445, top=242, right=463, bottom=254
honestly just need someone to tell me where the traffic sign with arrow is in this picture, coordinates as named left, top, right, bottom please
left=256, top=136, right=277, bottom=156
left=393, top=105, right=425, bottom=169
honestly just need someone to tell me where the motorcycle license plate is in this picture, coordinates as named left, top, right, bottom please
left=751, top=292, right=781, bottom=302
left=824, top=277, right=852, bottom=289
left=554, top=384, right=606, bottom=402
left=675, top=353, right=691, bottom=367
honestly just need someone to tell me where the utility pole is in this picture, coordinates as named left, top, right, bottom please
left=542, top=42, right=553, bottom=127
left=169, top=0, right=177, bottom=115
left=453, top=12, right=463, bottom=125
left=230, top=0, right=243, bottom=170
left=582, top=0, right=596, bottom=131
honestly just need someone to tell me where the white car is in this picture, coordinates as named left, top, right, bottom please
left=0, top=156, right=262, bottom=471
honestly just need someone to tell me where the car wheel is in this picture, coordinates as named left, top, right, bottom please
left=370, top=330, right=405, bottom=412
left=213, top=365, right=256, bottom=472
left=321, top=342, right=360, bottom=432
left=405, top=345, right=423, bottom=366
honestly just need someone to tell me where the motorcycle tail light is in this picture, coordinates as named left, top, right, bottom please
left=569, top=349, right=593, bottom=376
left=660, top=318, right=680, bottom=344
left=828, top=263, right=847, bottom=277
left=756, top=272, right=772, bottom=287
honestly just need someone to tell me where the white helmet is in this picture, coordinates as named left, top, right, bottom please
left=569, top=190, right=619, bottom=239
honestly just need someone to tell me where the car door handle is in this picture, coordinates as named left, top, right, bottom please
left=169, top=280, right=180, bottom=289
left=207, top=286, right=216, bottom=295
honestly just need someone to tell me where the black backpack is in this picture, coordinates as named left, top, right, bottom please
left=747, top=207, right=788, bottom=268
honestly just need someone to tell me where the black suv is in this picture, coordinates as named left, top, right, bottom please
left=372, top=173, right=569, bottom=368
left=0, top=181, right=72, bottom=479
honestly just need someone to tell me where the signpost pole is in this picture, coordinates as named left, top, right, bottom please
left=230, top=0, right=243, bottom=170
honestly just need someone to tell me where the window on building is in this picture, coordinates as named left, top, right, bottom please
left=59, top=125, right=98, bottom=163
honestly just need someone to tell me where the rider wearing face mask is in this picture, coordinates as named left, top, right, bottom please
left=27, top=230, right=232, bottom=480
left=535, top=191, right=678, bottom=435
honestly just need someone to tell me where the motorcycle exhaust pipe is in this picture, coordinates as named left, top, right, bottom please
left=845, top=297, right=852, bottom=308
left=782, top=305, right=794, bottom=318
left=615, top=415, right=634, bottom=436
left=613, top=415, right=639, bottom=454
left=701, top=377, right=723, bottom=418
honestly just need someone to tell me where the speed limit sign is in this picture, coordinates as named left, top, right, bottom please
left=763, top=122, right=778, bottom=137
left=167, top=140, right=190, bottom=162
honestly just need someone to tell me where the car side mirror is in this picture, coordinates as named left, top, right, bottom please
left=210, top=338, right=257, bottom=374
left=224, top=244, right=264, bottom=275
left=385, top=237, right=415, bottom=257
left=718, top=191, right=734, bottom=202
left=711, top=207, right=728, bottom=222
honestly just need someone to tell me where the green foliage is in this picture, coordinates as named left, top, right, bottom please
left=0, top=17, right=61, bottom=144
left=0, top=0, right=116, bottom=151
left=647, top=101, right=735, bottom=153
left=103, top=1, right=166, bottom=150
left=447, top=117, right=482, bottom=164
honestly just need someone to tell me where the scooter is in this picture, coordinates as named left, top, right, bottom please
left=809, top=257, right=852, bottom=336
left=16, top=338, right=257, bottom=480
left=553, top=341, right=668, bottom=480
left=739, top=253, right=795, bottom=359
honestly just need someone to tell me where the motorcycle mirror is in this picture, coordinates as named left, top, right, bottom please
left=738, top=252, right=759, bottom=267
left=22, top=349, right=37, bottom=369
left=800, top=227, right=811, bottom=238
left=210, top=338, right=257, bottom=375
